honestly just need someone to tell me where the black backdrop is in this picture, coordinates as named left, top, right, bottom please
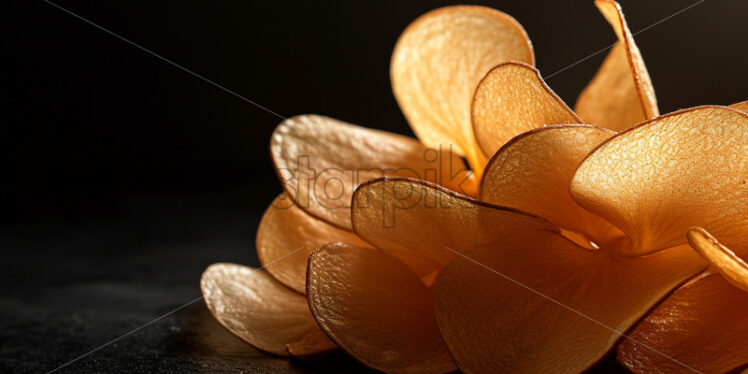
left=2, top=0, right=747, bottom=372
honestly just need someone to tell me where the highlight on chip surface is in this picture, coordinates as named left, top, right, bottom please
left=200, top=263, right=336, bottom=356
left=575, top=0, right=658, bottom=131
left=619, top=273, right=748, bottom=374
left=471, top=62, right=582, bottom=158
left=307, top=243, right=456, bottom=373
left=391, top=5, right=534, bottom=172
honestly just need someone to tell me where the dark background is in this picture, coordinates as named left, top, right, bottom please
left=2, top=0, right=746, bottom=372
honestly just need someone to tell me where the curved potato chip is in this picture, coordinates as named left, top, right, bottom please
left=391, top=5, right=534, bottom=172
left=571, top=106, right=748, bottom=255
left=687, top=227, right=748, bottom=292
left=257, top=193, right=370, bottom=294
left=731, top=100, right=748, bottom=113
left=307, top=242, right=456, bottom=374
left=433, top=232, right=706, bottom=373
left=351, top=177, right=556, bottom=274
left=472, top=62, right=582, bottom=157
left=575, top=0, right=658, bottom=131
left=270, top=115, right=472, bottom=230
left=619, top=273, right=748, bottom=374
left=200, top=263, right=336, bottom=356
left=479, top=125, right=619, bottom=245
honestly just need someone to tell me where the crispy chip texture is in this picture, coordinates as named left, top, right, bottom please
left=391, top=6, right=534, bottom=172
left=572, top=106, right=748, bottom=255
left=575, top=0, right=658, bottom=131
left=434, top=232, right=705, bottom=374
left=472, top=62, right=581, bottom=158
left=480, top=125, right=619, bottom=245
left=307, top=243, right=456, bottom=374
left=688, top=227, right=748, bottom=292
left=201, top=264, right=336, bottom=356
left=351, top=178, right=556, bottom=274
left=256, top=194, right=370, bottom=293
left=619, top=273, right=748, bottom=374
left=271, top=115, right=471, bottom=230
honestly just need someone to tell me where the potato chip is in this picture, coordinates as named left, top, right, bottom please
left=201, top=263, right=336, bottom=356
left=307, top=243, right=455, bottom=373
left=391, top=6, right=534, bottom=172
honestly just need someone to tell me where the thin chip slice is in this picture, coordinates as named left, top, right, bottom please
left=688, top=227, right=748, bottom=292
left=575, top=0, right=658, bottom=131
left=571, top=106, right=748, bottom=255
left=257, top=193, right=370, bottom=293
left=200, top=263, right=336, bottom=356
left=731, top=100, right=748, bottom=113
left=391, top=5, right=534, bottom=172
left=619, top=273, right=748, bottom=374
left=351, top=177, right=556, bottom=274
left=307, top=242, right=456, bottom=374
left=271, top=115, right=472, bottom=230
left=433, top=232, right=706, bottom=374
left=472, top=62, right=582, bottom=158
left=479, top=125, right=619, bottom=246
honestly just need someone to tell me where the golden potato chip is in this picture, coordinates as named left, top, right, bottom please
left=200, top=264, right=336, bottom=356
left=472, top=62, right=581, bottom=158
left=575, top=0, right=658, bottom=131
left=307, top=243, right=455, bottom=373
left=687, top=227, right=748, bottom=292
left=571, top=106, right=748, bottom=255
left=391, top=6, right=534, bottom=172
